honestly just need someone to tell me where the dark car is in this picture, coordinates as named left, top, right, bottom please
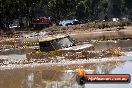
left=0, top=22, right=8, bottom=30
left=0, top=21, right=14, bottom=35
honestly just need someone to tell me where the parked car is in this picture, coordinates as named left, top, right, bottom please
left=0, top=21, right=13, bottom=35
left=59, top=19, right=80, bottom=26
left=1, top=19, right=21, bottom=30
left=30, top=17, right=52, bottom=28
left=9, top=23, right=20, bottom=29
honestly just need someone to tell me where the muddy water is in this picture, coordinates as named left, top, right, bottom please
left=0, top=39, right=132, bottom=88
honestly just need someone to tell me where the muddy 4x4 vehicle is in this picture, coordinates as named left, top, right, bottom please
left=26, top=35, right=94, bottom=60
left=26, top=35, right=123, bottom=62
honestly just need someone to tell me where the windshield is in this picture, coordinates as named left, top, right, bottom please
left=52, top=37, right=74, bottom=49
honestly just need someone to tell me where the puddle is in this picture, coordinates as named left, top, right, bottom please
left=0, top=59, right=131, bottom=88
left=0, top=39, right=132, bottom=88
left=86, top=61, right=132, bottom=88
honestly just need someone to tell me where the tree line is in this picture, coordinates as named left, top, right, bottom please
left=0, top=0, right=132, bottom=24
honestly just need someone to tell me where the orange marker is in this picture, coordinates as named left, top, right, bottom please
left=78, top=68, right=85, bottom=76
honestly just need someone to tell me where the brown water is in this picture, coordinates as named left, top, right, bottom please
left=0, top=39, right=132, bottom=88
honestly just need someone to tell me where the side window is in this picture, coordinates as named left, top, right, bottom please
left=52, top=39, right=62, bottom=49
left=39, top=41, right=55, bottom=52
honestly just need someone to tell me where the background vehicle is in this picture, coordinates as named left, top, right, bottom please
left=9, top=20, right=20, bottom=29
left=59, top=19, right=80, bottom=26
left=30, top=17, right=52, bottom=28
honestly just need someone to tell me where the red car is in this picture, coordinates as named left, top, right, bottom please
left=31, top=17, right=52, bottom=28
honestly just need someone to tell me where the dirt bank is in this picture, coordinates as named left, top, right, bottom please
left=43, top=24, right=132, bottom=41
left=69, top=26, right=132, bottom=41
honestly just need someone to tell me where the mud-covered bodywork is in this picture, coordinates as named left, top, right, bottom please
left=26, top=35, right=123, bottom=61
left=39, top=35, right=76, bottom=52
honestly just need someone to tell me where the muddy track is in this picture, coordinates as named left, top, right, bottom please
left=26, top=48, right=123, bottom=62
left=69, top=29, right=132, bottom=41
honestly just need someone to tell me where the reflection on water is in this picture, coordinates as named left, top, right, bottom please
left=94, top=61, right=124, bottom=74
left=0, top=60, right=130, bottom=88
left=86, top=61, right=132, bottom=88
left=0, top=68, right=82, bottom=88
